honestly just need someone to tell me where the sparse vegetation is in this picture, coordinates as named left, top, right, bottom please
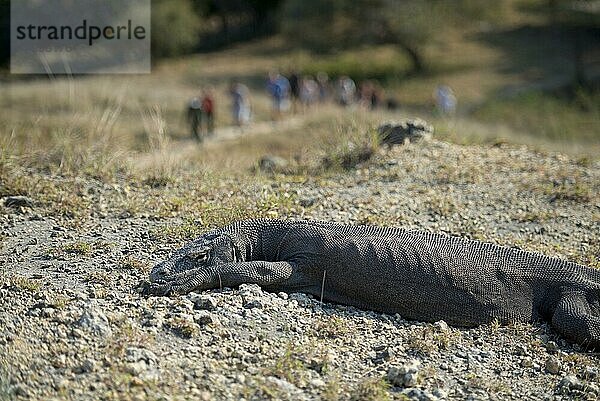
left=320, top=127, right=379, bottom=171
left=425, top=192, right=457, bottom=217
left=6, top=275, right=42, bottom=293
left=512, top=209, right=555, bottom=223
left=312, top=315, right=351, bottom=339
left=50, top=241, right=114, bottom=257
left=321, top=375, right=344, bottom=401
left=407, top=325, right=460, bottom=355
left=61, top=242, right=93, bottom=255
left=166, top=317, right=200, bottom=338
left=269, top=346, right=308, bottom=387
left=475, top=89, right=600, bottom=144
left=544, top=181, right=593, bottom=203
left=120, top=257, right=152, bottom=273
left=350, top=377, right=390, bottom=401
left=467, top=373, right=511, bottom=395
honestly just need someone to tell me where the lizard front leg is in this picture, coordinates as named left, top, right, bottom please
left=139, top=261, right=295, bottom=296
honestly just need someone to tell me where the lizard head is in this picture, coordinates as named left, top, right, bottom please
left=149, top=232, right=242, bottom=283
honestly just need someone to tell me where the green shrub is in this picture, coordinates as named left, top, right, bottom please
left=152, top=0, right=202, bottom=58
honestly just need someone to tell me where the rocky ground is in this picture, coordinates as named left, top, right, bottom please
left=1, top=137, right=599, bottom=400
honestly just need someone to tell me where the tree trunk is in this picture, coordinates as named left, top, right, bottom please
left=220, top=13, right=230, bottom=44
left=377, top=28, right=426, bottom=74
left=573, top=29, right=587, bottom=88
left=398, top=42, right=425, bottom=74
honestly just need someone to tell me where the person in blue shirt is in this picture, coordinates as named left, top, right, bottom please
left=267, top=72, right=290, bottom=120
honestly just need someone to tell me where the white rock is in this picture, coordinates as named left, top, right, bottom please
left=77, top=303, right=112, bottom=337
left=545, top=356, right=561, bottom=374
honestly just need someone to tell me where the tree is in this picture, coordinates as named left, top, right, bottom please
left=152, top=0, right=203, bottom=58
left=280, top=0, right=505, bottom=73
left=189, top=0, right=283, bottom=47
left=537, top=0, right=599, bottom=87
left=0, top=0, right=9, bottom=68
left=360, top=0, right=441, bottom=73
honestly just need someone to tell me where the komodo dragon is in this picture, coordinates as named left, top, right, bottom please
left=140, top=219, right=600, bottom=348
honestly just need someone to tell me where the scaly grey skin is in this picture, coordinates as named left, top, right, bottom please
left=140, top=219, right=600, bottom=349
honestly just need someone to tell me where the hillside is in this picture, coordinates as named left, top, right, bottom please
left=1, top=130, right=599, bottom=400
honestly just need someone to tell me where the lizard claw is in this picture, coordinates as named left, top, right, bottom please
left=136, top=280, right=174, bottom=297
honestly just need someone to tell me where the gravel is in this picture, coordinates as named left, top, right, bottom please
left=0, top=139, right=598, bottom=400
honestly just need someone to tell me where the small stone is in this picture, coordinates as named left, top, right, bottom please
left=277, top=292, right=289, bottom=300
left=243, top=300, right=263, bottom=309
left=266, top=376, right=300, bottom=393
left=126, top=347, right=157, bottom=365
left=127, top=361, right=149, bottom=376
left=130, top=376, right=145, bottom=386
left=52, top=354, right=67, bottom=368
left=546, top=341, right=559, bottom=353
left=189, top=294, right=217, bottom=311
left=433, top=320, right=449, bottom=332
left=308, top=358, right=327, bottom=373
left=239, top=283, right=263, bottom=295
left=387, top=360, right=420, bottom=387
left=77, top=304, right=112, bottom=337
left=258, top=155, right=289, bottom=173
left=557, top=375, right=583, bottom=394
left=289, top=293, right=312, bottom=306
left=310, top=378, right=326, bottom=388
left=521, top=356, right=533, bottom=368
left=372, top=346, right=392, bottom=363
left=403, top=372, right=419, bottom=387
left=4, top=196, right=34, bottom=208
left=194, top=310, right=214, bottom=325
left=401, top=388, right=436, bottom=401
left=299, top=197, right=317, bottom=207
left=583, top=366, right=598, bottom=379
left=545, top=356, right=561, bottom=374
left=13, top=384, right=28, bottom=397
left=177, top=298, right=195, bottom=310
left=54, top=378, right=68, bottom=391
left=514, top=344, right=528, bottom=356
left=77, top=358, right=97, bottom=373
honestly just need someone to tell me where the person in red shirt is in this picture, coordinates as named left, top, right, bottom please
left=201, top=88, right=215, bottom=136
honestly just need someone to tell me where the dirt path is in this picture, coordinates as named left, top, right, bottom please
left=133, top=116, right=306, bottom=171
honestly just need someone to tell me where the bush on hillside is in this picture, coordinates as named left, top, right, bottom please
left=152, top=0, right=203, bottom=58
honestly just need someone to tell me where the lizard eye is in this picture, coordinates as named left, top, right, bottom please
left=188, top=248, right=210, bottom=263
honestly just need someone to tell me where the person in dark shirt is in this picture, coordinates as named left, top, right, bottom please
left=288, top=71, right=300, bottom=113
left=187, top=97, right=202, bottom=141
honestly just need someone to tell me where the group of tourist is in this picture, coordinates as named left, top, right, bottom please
left=187, top=71, right=457, bottom=141
left=266, top=71, right=394, bottom=117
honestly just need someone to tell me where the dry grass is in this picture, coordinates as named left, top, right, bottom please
left=1, top=6, right=598, bottom=236
left=2, top=14, right=598, bottom=185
